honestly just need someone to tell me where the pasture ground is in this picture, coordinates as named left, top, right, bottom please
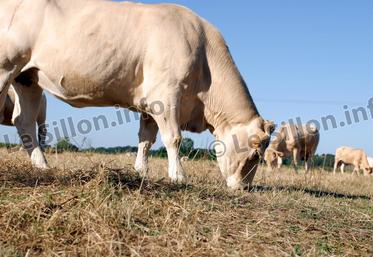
left=0, top=149, right=372, bottom=257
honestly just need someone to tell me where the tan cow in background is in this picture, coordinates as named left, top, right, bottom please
left=1, top=86, right=47, bottom=149
left=333, top=147, right=372, bottom=176
left=264, top=123, right=320, bottom=172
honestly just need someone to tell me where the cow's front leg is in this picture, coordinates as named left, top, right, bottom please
left=333, top=160, right=339, bottom=174
left=340, top=163, right=345, bottom=174
left=159, top=129, right=185, bottom=183
left=352, top=162, right=361, bottom=176
left=151, top=100, right=186, bottom=183
left=12, top=81, right=48, bottom=169
left=277, top=156, right=283, bottom=170
left=135, top=114, right=158, bottom=175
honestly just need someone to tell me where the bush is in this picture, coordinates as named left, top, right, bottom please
left=55, top=138, right=79, bottom=153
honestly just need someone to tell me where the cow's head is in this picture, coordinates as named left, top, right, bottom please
left=363, top=165, right=373, bottom=176
left=213, top=117, right=274, bottom=190
left=264, top=148, right=284, bottom=171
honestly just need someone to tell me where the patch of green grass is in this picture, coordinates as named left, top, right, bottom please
left=292, top=245, right=302, bottom=256
left=316, top=239, right=335, bottom=255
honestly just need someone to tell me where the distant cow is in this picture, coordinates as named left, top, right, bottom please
left=264, top=123, right=320, bottom=172
left=334, top=147, right=372, bottom=176
left=368, top=157, right=373, bottom=169
left=1, top=86, right=47, bottom=149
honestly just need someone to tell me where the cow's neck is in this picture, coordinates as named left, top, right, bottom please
left=198, top=30, right=261, bottom=136
left=201, top=72, right=260, bottom=136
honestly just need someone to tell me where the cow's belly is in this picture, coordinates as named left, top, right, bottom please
left=340, top=154, right=357, bottom=165
left=33, top=57, right=141, bottom=108
left=31, top=22, right=144, bottom=107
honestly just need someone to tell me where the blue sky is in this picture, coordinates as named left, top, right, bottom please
left=1, top=0, right=372, bottom=155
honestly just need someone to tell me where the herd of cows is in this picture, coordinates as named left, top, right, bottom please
left=262, top=123, right=373, bottom=176
left=0, top=0, right=371, bottom=190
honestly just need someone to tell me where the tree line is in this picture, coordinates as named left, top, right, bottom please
left=0, top=137, right=336, bottom=169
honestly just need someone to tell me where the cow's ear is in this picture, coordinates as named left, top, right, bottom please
left=264, top=120, right=276, bottom=135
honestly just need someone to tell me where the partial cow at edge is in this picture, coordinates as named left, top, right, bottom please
left=0, top=86, right=47, bottom=149
left=264, top=123, right=320, bottom=172
left=333, top=147, right=372, bottom=176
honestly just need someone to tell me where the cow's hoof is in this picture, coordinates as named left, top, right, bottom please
left=33, top=162, right=50, bottom=170
left=134, top=164, right=148, bottom=177
left=226, top=175, right=246, bottom=191
left=170, top=173, right=186, bottom=183
left=31, top=148, right=49, bottom=170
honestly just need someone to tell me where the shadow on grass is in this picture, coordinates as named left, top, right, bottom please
left=105, top=169, right=194, bottom=194
left=1, top=163, right=370, bottom=200
left=251, top=184, right=371, bottom=200
left=0, top=165, right=99, bottom=187
left=0, top=163, right=194, bottom=194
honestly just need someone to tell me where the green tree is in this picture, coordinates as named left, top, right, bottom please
left=55, top=138, right=79, bottom=152
left=179, top=138, right=194, bottom=156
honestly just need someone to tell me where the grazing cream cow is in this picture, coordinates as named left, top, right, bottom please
left=333, top=147, right=372, bottom=176
left=264, top=123, right=320, bottom=172
left=1, top=86, right=47, bottom=149
left=0, top=0, right=274, bottom=189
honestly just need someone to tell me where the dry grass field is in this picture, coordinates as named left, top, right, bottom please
left=0, top=149, right=372, bottom=257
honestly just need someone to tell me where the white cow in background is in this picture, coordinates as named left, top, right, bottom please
left=0, top=0, right=274, bottom=189
left=333, top=147, right=372, bottom=176
left=368, top=157, right=373, bottom=170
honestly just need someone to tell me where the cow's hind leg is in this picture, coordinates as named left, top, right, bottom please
left=135, top=114, right=158, bottom=175
left=12, top=76, right=48, bottom=169
left=333, top=160, right=340, bottom=174
left=292, top=148, right=300, bottom=172
left=352, top=162, right=360, bottom=176
left=340, top=163, right=345, bottom=174
left=0, top=42, right=29, bottom=116
left=304, top=152, right=314, bottom=173
left=0, top=72, right=14, bottom=120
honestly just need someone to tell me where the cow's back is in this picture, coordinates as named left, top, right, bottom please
left=335, top=147, right=366, bottom=165
left=28, top=1, right=210, bottom=108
